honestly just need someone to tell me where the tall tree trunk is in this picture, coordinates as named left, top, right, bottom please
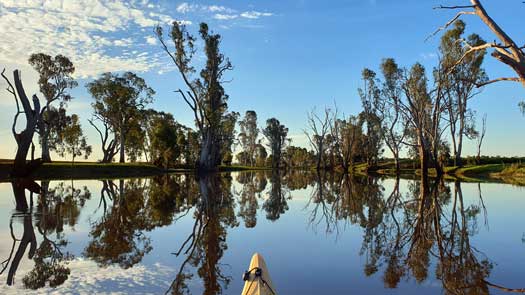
left=119, top=127, right=125, bottom=163
left=40, top=119, right=51, bottom=162
left=198, top=128, right=220, bottom=172
left=394, top=153, right=400, bottom=175
left=8, top=70, right=42, bottom=177
left=418, top=130, right=430, bottom=183
left=450, top=127, right=458, bottom=166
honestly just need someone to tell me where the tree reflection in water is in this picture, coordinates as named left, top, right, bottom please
left=168, top=173, right=238, bottom=295
left=236, top=171, right=266, bottom=228
left=1, top=172, right=523, bottom=294
left=1, top=179, right=90, bottom=289
left=305, top=172, right=499, bottom=294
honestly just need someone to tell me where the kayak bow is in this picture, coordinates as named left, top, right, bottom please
left=241, top=253, right=276, bottom=295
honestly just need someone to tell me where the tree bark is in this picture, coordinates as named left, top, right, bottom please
left=8, top=70, right=42, bottom=177
left=119, top=126, right=125, bottom=163
left=39, top=113, right=51, bottom=162
left=198, top=128, right=221, bottom=172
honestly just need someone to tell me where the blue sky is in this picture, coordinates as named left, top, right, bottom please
left=0, top=0, right=524, bottom=160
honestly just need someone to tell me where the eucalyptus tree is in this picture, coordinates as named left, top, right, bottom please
left=220, top=111, right=240, bottom=165
left=86, top=72, right=154, bottom=163
left=142, top=110, right=182, bottom=168
left=401, top=63, right=435, bottom=182
left=238, top=110, right=259, bottom=166
left=156, top=22, right=234, bottom=171
left=59, top=114, right=92, bottom=163
left=377, top=58, right=407, bottom=173
left=440, top=20, right=487, bottom=166
left=1, top=69, right=41, bottom=177
left=358, top=69, right=383, bottom=168
left=262, top=118, right=289, bottom=169
left=28, top=53, right=77, bottom=162
left=433, top=0, right=525, bottom=88
left=254, top=144, right=268, bottom=167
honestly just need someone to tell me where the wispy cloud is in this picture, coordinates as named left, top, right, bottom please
left=214, top=14, right=238, bottom=20
left=176, top=3, right=235, bottom=14
left=176, top=2, right=273, bottom=21
left=240, top=11, right=274, bottom=19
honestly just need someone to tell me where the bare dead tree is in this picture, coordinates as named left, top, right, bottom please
left=476, top=113, right=487, bottom=164
left=304, top=107, right=334, bottom=171
left=432, top=0, right=525, bottom=87
left=1, top=69, right=42, bottom=177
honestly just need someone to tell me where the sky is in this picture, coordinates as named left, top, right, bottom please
left=0, top=0, right=524, bottom=161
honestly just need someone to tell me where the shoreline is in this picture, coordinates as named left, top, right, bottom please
left=1, top=160, right=524, bottom=186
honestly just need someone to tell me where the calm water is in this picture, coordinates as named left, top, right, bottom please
left=0, top=172, right=524, bottom=294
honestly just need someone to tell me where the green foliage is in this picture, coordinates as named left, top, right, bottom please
left=58, top=114, right=92, bottom=162
left=28, top=53, right=77, bottom=103
left=284, top=145, right=315, bottom=168
left=238, top=110, right=259, bottom=165
left=29, top=53, right=78, bottom=161
left=358, top=68, right=383, bottom=167
left=220, top=111, right=239, bottom=165
left=87, top=72, right=154, bottom=162
left=262, top=118, right=289, bottom=168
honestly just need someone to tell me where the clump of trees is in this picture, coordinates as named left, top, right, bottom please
left=3, top=54, right=92, bottom=175
left=87, top=72, right=154, bottom=163
left=263, top=118, right=289, bottom=169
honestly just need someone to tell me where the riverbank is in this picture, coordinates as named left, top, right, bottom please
left=1, top=158, right=525, bottom=186
left=357, top=159, right=525, bottom=185
left=0, top=160, right=275, bottom=182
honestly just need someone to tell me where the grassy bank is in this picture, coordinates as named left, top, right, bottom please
left=0, top=160, right=275, bottom=181
left=358, top=159, right=525, bottom=185
left=489, top=164, right=525, bottom=186
left=1, top=161, right=166, bottom=181
left=2, top=158, right=525, bottom=186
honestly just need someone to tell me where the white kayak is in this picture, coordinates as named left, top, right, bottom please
left=241, top=253, right=276, bottom=295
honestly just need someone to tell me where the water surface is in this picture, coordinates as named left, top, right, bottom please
left=0, top=172, right=524, bottom=294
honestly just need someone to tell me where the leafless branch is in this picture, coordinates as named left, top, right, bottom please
left=426, top=10, right=476, bottom=41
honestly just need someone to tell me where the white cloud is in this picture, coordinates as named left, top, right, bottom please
left=207, top=5, right=235, bottom=13
left=240, top=11, right=274, bottom=19
left=176, top=2, right=197, bottom=13
left=0, top=0, right=190, bottom=78
left=214, top=14, right=238, bottom=20
left=113, top=38, right=133, bottom=47
left=145, top=36, right=157, bottom=45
